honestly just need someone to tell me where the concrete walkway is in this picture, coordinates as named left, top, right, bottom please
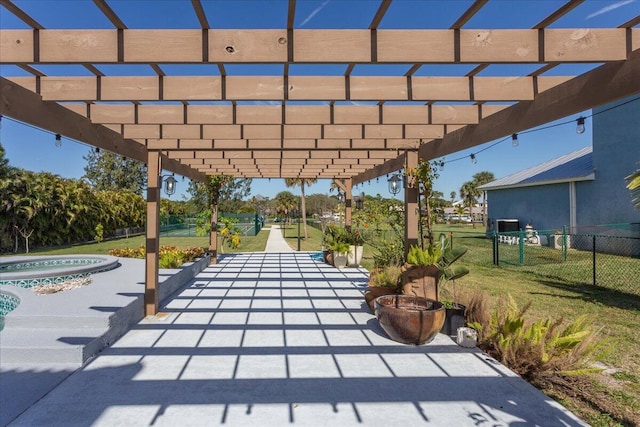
left=264, top=225, right=294, bottom=253
left=8, top=253, right=586, bottom=427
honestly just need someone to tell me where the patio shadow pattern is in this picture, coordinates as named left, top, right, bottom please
left=10, top=253, right=587, bottom=426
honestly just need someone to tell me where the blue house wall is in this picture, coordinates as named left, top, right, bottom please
left=487, top=184, right=570, bottom=232
left=579, top=98, right=640, bottom=227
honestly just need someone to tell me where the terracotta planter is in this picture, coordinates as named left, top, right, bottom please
left=325, top=250, right=334, bottom=266
left=440, top=304, right=466, bottom=337
left=401, top=264, right=441, bottom=300
left=364, top=286, right=397, bottom=312
left=374, top=295, right=445, bottom=345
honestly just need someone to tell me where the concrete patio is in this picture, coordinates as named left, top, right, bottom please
left=3, top=246, right=586, bottom=426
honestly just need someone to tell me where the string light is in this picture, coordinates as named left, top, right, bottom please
left=439, top=160, right=445, bottom=171
left=55, top=134, right=62, bottom=148
left=95, top=147, right=100, bottom=153
left=470, top=154, right=477, bottom=165
left=511, top=133, right=519, bottom=147
left=576, top=117, right=586, bottom=134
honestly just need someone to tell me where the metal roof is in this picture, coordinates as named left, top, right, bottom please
left=478, top=146, right=594, bottom=190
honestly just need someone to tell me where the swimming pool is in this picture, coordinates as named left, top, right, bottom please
left=0, top=255, right=119, bottom=288
left=0, top=291, right=19, bottom=331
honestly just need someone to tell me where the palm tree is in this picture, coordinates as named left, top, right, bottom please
left=284, top=178, right=317, bottom=239
left=472, top=171, right=495, bottom=227
left=459, top=181, right=479, bottom=228
left=449, top=191, right=456, bottom=205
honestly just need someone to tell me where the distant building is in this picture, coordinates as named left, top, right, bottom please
left=478, top=97, right=640, bottom=252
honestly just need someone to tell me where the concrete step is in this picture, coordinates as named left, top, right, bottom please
left=0, top=327, right=109, bottom=365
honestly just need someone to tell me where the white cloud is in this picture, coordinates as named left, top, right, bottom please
left=586, top=0, right=634, bottom=19
left=299, top=0, right=332, bottom=27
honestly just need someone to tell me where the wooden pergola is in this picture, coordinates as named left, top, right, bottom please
left=1, top=0, right=639, bottom=315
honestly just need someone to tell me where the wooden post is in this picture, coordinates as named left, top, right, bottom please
left=345, top=178, right=352, bottom=231
left=144, top=151, right=161, bottom=316
left=405, top=151, right=419, bottom=258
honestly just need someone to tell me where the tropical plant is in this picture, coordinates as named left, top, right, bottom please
left=474, top=295, right=601, bottom=382
left=460, top=181, right=480, bottom=228
left=273, top=191, right=299, bottom=225
left=284, top=178, right=317, bottom=240
left=472, top=171, right=495, bottom=226
left=369, top=265, right=402, bottom=288
left=626, top=164, right=640, bottom=209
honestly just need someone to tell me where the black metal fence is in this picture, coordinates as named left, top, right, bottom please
left=159, top=213, right=264, bottom=237
left=445, top=227, right=640, bottom=296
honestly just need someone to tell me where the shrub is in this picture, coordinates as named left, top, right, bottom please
left=369, top=265, right=402, bottom=288
left=474, top=295, right=600, bottom=382
left=109, top=245, right=205, bottom=268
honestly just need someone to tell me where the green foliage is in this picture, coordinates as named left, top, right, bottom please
left=330, top=241, right=350, bottom=253
left=188, top=175, right=252, bottom=213
left=109, top=245, right=205, bottom=269
left=0, top=168, right=147, bottom=252
left=626, top=164, right=640, bottom=209
left=481, top=295, right=600, bottom=381
left=83, top=150, right=147, bottom=195
left=369, top=265, right=402, bottom=288
left=94, top=224, right=104, bottom=243
left=406, top=244, right=441, bottom=265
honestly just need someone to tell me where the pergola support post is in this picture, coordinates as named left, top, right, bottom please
left=404, top=151, right=419, bottom=258
left=144, top=151, right=161, bottom=316
left=344, top=178, right=352, bottom=231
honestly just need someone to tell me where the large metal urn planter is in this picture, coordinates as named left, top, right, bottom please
left=374, top=294, right=445, bottom=345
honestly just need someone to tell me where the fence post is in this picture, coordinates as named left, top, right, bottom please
left=254, top=213, right=260, bottom=236
left=562, top=225, right=568, bottom=262
left=493, top=231, right=499, bottom=266
left=449, top=232, right=453, bottom=251
left=519, top=229, right=525, bottom=266
left=592, top=235, right=596, bottom=286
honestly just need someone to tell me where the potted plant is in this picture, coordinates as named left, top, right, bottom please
left=364, top=265, right=402, bottom=312
left=330, top=241, right=350, bottom=269
left=346, top=228, right=366, bottom=267
left=436, top=237, right=470, bottom=337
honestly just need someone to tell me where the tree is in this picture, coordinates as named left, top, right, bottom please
left=472, top=171, right=495, bottom=227
left=459, top=181, right=479, bottom=228
left=449, top=191, right=456, bottom=205
left=274, top=191, right=298, bottom=229
left=626, top=165, right=640, bottom=210
left=83, top=150, right=147, bottom=195
left=284, top=178, right=317, bottom=239
left=187, top=177, right=252, bottom=213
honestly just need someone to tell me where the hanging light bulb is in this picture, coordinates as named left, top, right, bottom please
left=511, top=133, right=519, bottom=147
left=55, top=134, right=62, bottom=148
left=439, top=161, right=445, bottom=171
left=470, top=154, right=477, bottom=165
left=576, top=117, right=586, bottom=134
left=95, top=147, right=100, bottom=153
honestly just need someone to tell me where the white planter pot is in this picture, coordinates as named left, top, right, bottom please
left=456, top=327, right=477, bottom=348
left=347, top=245, right=364, bottom=266
left=333, top=252, right=348, bottom=269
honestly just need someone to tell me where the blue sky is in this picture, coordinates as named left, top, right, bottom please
left=1, top=0, right=638, bottom=201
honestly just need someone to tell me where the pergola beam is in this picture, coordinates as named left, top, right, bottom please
left=1, top=28, right=633, bottom=64
left=419, top=49, right=640, bottom=161
left=0, top=77, right=207, bottom=182
left=8, top=75, right=572, bottom=102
